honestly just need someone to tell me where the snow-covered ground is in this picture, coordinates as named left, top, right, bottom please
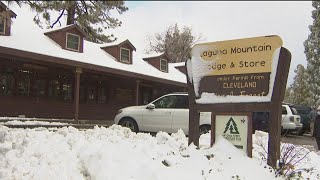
left=0, top=120, right=69, bottom=126
left=0, top=125, right=319, bottom=180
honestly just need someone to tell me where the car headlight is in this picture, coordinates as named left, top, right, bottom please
left=117, top=109, right=123, bottom=115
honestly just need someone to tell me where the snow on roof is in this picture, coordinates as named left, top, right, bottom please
left=100, top=37, right=129, bottom=47
left=142, top=52, right=165, bottom=59
left=0, top=6, right=186, bottom=85
left=171, top=62, right=186, bottom=67
left=43, top=24, right=74, bottom=33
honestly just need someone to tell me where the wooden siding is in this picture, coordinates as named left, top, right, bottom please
left=101, top=43, right=134, bottom=64
left=0, top=58, right=184, bottom=120
left=145, top=57, right=160, bottom=70
left=45, top=28, right=84, bottom=53
left=175, top=66, right=186, bottom=74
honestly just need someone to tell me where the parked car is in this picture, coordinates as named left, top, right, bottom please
left=252, top=111, right=269, bottom=132
left=115, top=93, right=302, bottom=135
left=239, top=104, right=302, bottom=135
left=114, top=92, right=212, bottom=135
left=281, top=104, right=303, bottom=134
left=292, top=104, right=312, bottom=135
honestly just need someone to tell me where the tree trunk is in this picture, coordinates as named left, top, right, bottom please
left=67, top=3, right=76, bottom=25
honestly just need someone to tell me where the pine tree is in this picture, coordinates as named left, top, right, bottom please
left=6, top=1, right=128, bottom=43
left=284, top=87, right=294, bottom=104
left=289, top=64, right=310, bottom=105
left=304, top=1, right=320, bottom=106
left=146, top=23, right=202, bottom=62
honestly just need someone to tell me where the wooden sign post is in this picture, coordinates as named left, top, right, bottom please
left=186, top=35, right=291, bottom=167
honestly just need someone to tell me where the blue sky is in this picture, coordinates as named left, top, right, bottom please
left=125, top=1, right=146, bottom=10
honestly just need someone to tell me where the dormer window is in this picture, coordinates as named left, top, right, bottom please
left=0, top=18, right=5, bottom=35
left=66, top=33, right=80, bottom=51
left=120, top=48, right=130, bottom=63
left=160, top=58, right=168, bottom=72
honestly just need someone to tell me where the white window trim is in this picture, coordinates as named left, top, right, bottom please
left=0, top=18, right=6, bottom=35
left=65, top=32, right=80, bottom=52
left=160, top=58, right=168, bottom=72
left=120, top=47, right=131, bottom=63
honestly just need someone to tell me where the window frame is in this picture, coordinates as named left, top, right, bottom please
left=65, top=32, right=80, bottom=52
left=0, top=17, right=6, bottom=35
left=160, top=58, right=168, bottom=72
left=120, top=47, right=130, bottom=63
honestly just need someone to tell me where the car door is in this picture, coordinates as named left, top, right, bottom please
left=171, top=95, right=189, bottom=134
left=142, top=95, right=176, bottom=133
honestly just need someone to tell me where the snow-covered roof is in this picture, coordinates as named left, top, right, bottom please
left=171, top=62, right=186, bottom=67
left=44, top=24, right=74, bottom=33
left=0, top=6, right=186, bottom=86
left=44, top=23, right=89, bottom=38
left=100, top=37, right=129, bottom=47
left=142, top=52, right=165, bottom=59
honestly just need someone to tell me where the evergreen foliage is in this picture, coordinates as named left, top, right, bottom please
left=304, top=0, right=320, bottom=106
left=7, top=0, right=128, bottom=43
left=289, top=64, right=310, bottom=105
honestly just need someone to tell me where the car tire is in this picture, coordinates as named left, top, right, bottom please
left=119, top=117, right=139, bottom=133
left=199, top=125, right=211, bottom=135
left=297, top=128, right=306, bottom=136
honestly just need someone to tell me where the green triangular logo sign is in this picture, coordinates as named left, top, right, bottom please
left=223, top=117, right=240, bottom=134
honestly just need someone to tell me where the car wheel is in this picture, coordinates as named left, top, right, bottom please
left=199, top=125, right=211, bottom=135
left=119, top=118, right=139, bottom=133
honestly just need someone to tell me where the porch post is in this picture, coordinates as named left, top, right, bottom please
left=135, top=80, right=141, bottom=105
left=74, top=67, right=82, bottom=124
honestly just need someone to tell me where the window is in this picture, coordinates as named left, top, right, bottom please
left=66, top=33, right=80, bottom=51
left=120, top=48, right=130, bottom=63
left=87, top=86, right=96, bottom=103
left=48, top=80, right=61, bottom=98
left=153, top=95, right=178, bottom=109
left=0, top=17, right=5, bottom=34
left=160, top=58, right=168, bottom=72
left=17, top=70, right=32, bottom=96
left=175, top=95, right=189, bottom=109
left=62, top=81, right=72, bottom=101
left=32, top=79, right=46, bottom=97
left=290, top=107, right=299, bottom=115
left=0, top=72, right=14, bottom=95
left=282, top=106, right=287, bottom=115
left=97, top=86, right=107, bottom=104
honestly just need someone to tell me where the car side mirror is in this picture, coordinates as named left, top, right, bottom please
left=146, top=104, right=155, bottom=109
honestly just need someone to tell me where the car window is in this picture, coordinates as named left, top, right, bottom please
left=175, top=95, right=189, bottom=109
left=290, top=107, right=299, bottom=115
left=294, top=106, right=311, bottom=114
left=282, top=106, right=287, bottom=115
left=153, top=95, right=177, bottom=108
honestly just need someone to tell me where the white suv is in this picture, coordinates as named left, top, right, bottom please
left=114, top=93, right=211, bottom=135
left=282, top=104, right=302, bottom=133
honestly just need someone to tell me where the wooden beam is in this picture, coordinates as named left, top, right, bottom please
left=135, top=80, right=141, bottom=105
left=267, top=48, right=291, bottom=167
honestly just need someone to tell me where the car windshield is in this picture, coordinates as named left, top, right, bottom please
left=290, top=106, right=299, bottom=115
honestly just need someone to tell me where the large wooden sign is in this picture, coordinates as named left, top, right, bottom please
left=186, top=35, right=291, bottom=168
left=188, top=35, right=283, bottom=103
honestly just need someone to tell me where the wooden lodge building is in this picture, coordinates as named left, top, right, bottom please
left=0, top=3, right=187, bottom=121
